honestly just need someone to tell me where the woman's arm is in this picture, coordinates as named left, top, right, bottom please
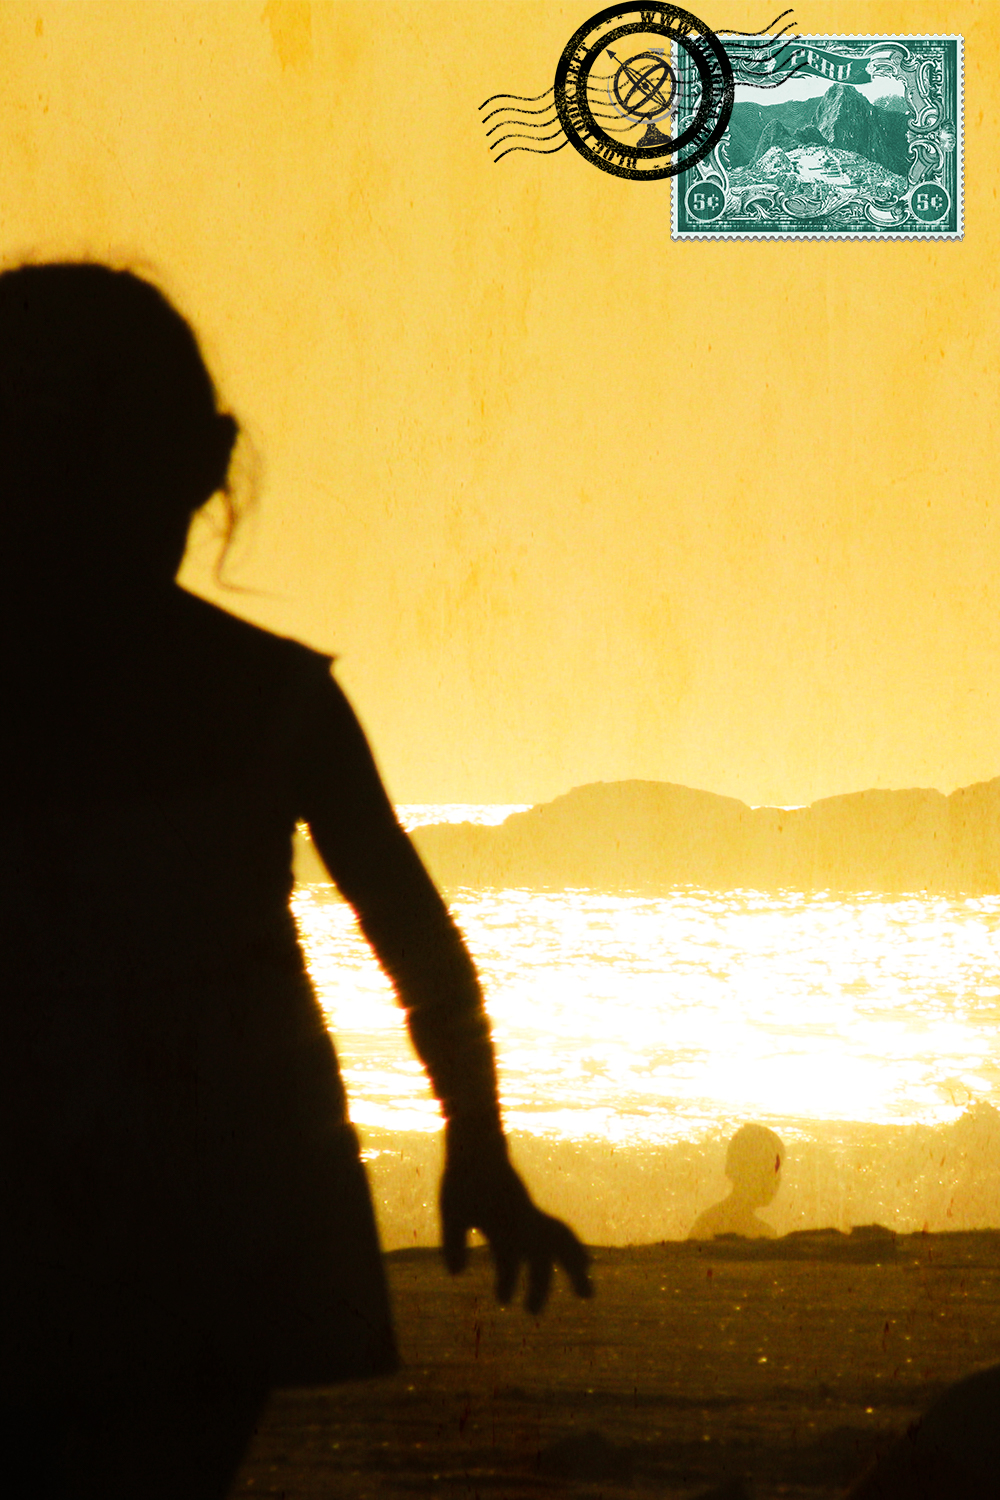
left=297, top=671, right=500, bottom=1128
left=296, top=670, right=591, bottom=1311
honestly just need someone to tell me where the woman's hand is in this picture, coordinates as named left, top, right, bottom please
left=439, top=1121, right=593, bottom=1314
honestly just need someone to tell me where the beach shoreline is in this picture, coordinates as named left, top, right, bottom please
left=234, top=1230, right=1000, bottom=1498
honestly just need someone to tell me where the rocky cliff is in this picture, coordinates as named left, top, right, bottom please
left=407, top=778, right=1000, bottom=896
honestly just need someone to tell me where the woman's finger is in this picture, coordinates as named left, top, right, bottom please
left=525, top=1252, right=553, bottom=1315
left=493, top=1246, right=521, bottom=1305
left=441, top=1201, right=469, bottom=1274
left=552, top=1221, right=594, bottom=1300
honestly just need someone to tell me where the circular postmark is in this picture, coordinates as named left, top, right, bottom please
left=554, top=3, right=734, bottom=181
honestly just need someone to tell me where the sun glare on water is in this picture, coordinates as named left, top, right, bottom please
left=292, top=823, right=1000, bottom=1147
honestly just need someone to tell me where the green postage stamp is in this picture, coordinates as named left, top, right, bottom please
left=672, top=35, right=963, bottom=240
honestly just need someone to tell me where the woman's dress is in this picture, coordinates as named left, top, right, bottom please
left=0, top=587, right=475, bottom=1401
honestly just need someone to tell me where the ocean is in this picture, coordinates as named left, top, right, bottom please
left=292, top=805, right=1000, bottom=1249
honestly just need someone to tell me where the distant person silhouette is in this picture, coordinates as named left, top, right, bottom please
left=0, top=263, right=591, bottom=1499
left=688, top=1124, right=785, bottom=1240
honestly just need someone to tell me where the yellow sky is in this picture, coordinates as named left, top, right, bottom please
left=2, top=1, right=996, bottom=804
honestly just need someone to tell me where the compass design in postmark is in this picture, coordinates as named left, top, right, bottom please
left=554, top=4, right=734, bottom=180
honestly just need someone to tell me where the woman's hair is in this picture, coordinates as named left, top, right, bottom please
left=0, top=262, right=239, bottom=582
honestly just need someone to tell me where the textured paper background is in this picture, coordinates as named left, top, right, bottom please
left=2, top=1, right=994, bottom=807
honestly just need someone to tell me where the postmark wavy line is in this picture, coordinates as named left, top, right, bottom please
left=479, top=72, right=616, bottom=111
left=490, top=127, right=567, bottom=150
left=479, top=88, right=554, bottom=108
left=480, top=98, right=555, bottom=123
left=493, top=140, right=570, bottom=163
left=716, top=9, right=794, bottom=38
left=486, top=116, right=557, bottom=136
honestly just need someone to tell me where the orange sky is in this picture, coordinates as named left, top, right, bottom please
left=2, top=1, right=996, bottom=804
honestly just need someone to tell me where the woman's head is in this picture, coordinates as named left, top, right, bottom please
left=0, top=262, right=237, bottom=594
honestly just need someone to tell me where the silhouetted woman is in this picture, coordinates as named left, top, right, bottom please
left=0, top=263, right=590, bottom=1499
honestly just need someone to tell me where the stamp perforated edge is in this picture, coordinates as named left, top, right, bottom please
left=669, top=34, right=965, bottom=242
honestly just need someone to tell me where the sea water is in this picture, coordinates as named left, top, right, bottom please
left=293, top=806, right=1000, bottom=1248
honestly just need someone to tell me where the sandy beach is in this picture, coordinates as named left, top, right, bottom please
left=232, top=1230, right=1000, bottom=1499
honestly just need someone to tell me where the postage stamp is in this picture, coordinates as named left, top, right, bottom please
left=671, top=35, right=964, bottom=239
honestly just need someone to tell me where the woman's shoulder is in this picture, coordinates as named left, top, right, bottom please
left=170, top=588, right=334, bottom=677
